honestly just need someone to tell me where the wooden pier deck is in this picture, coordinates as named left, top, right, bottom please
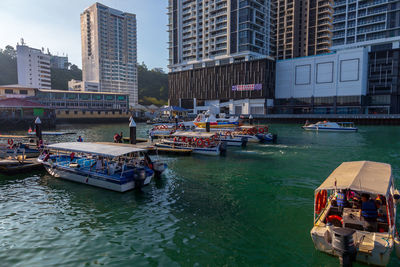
left=0, top=158, right=43, bottom=175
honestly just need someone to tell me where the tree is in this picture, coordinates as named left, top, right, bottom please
left=137, top=62, right=168, bottom=105
left=0, top=46, right=17, bottom=85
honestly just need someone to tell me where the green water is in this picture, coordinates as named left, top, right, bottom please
left=1, top=123, right=400, bottom=266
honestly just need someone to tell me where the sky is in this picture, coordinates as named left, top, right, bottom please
left=0, top=0, right=169, bottom=70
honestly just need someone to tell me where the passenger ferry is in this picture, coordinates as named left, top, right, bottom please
left=193, top=112, right=240, bottom=129
left=200, top=125, right=276, bottom=143
left=310, top=161, right=400, bottom=266
left=302, top=121, right=358, bottom=132
left=234, top=126, right=276, bottom=143
left=155, top=132, right=224, bottom=156
left=40, top=142, right=160, bottom=192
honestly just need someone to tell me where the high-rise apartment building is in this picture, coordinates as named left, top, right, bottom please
left=17, top=43, right=51, bottom=90
left=276, top=0, right=333, bottom=60
left=332, top=0, right=400, bottom=50
left=50, top=55, right=69, bottom=69
left=81, top=3, right=138, bottom=105
left=168, top=0, right=275, bottom=72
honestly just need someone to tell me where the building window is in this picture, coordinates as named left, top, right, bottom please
left=5, top=89, right=13, bottom=94
left=20, top=90, right=28, bottom=95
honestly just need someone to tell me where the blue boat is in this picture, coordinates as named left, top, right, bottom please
left=40, top=142, right=165, bottom=192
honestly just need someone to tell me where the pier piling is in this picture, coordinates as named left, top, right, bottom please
left=129, top=117, right=137, bottom=144
left=249, top=114, right=254, bottom=125
left=35, top=117, right=42, bottom=142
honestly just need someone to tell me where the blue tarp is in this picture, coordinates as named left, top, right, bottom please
left=159, top=106, right=188, bottom=112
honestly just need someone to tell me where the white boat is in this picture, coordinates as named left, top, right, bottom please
left=155, top=132, right=224, bottom=156
left=40, top=142, right=158, bottom=192
left=302, top=121, right=358, bottom=132
left=193, top=112, right=240, bottom=129
left=195, top=125, right=275, bottom=144
left=310, top=161, right=400, bottom=266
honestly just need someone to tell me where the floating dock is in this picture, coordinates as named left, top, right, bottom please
left=0, top=158, right=43, bottom=175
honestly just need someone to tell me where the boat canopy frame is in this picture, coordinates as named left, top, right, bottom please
left=316, top=161, right=393, bottom=196
left=46, top=142, right=146, bottom=158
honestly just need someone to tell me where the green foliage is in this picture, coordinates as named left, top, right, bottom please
left=138, top=62, right=168, bottom=106
left=0, top=46, right=17, bottom=85
left=50, top=64, right=82, bottom=90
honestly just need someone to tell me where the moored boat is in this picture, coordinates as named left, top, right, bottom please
left=302, top=121, right=358, bottom=132
left=193, top=112, right=240, bottom=129
left=155, top=132, right=224, bottom=156
left=40, top=142, right=160, bottom=192
left=310, top=161, right=400, bottom=266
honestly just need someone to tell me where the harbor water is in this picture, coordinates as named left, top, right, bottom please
left=1, top=123, right=400, bottom=266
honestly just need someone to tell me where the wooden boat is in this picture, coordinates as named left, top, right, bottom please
left=310, top=161, right=400, bottom=266
left=302, top=121, right=358, bottom=132
left=41, top=142, right=163, bottom=192
left=155, top=132, right=224, bottom=156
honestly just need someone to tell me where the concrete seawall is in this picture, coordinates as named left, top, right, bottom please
left=250, top=114, right=400, bottom=125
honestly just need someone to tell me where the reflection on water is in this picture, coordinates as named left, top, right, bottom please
left=0, top=123, right=399, bottom=266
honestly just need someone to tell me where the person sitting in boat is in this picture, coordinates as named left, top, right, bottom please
left=361, top=193, right=378, bottom=232
left=375, top=195, right=386, bottom=218
left=90, top=156, right=104, bottom=172
left=334, top=189, right=348, bottom=212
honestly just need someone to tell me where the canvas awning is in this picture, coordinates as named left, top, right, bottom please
left=316, top=161, right=392, bottom=195
left=47, top=142, right=146, bottom=157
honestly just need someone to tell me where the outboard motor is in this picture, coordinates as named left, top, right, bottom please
left=331, top=227, right=356, bottom=267
left=220, top=141, right=227, bottom=156
left=272, top=134, right=278, bottom=143
left=241, top=137, right=248, bottom=148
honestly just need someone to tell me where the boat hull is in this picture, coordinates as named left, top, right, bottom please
left=194, top=121, right=239, bottom=128
left=155, top=143, right=221, bottom=156
left=43, top=164, right=152, bottom=192
left=311, top=225, right=393, bottom=266
left=302, top=126, right=357, bottom=132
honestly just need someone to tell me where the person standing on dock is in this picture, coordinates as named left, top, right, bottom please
left=77, top=136, right=83, bottom=142
left=149, top=131, right=155, bottom=143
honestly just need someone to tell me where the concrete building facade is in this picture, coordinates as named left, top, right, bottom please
left=275, top=47, right=368, bottom=114
left=17, top=44, right=51, bottom=90
left=50, top=55, right=69, bottom=69
left=81, top=3, right=138, bottom=105
left=167, top=0, right=276, bottom=73
left=68, top=79, right=99, bottom=92
left=276, top=0, right=333, bottom=59
left=332, top=0, right=400, bottom=50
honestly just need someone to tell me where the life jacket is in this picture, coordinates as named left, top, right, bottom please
left=337, top=192, right=346, bottom=207
left=362, top=200, right=378, bottom=219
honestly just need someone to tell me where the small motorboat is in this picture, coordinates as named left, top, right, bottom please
left=234, top=126, right=277, bottom=143
left=155, top=132, right=225, bottom=156
left=302, top=121, right=357, bottom=132
left=310, top=161, right=400, bottom=266
left=40, top=142, right=163, bottom=192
